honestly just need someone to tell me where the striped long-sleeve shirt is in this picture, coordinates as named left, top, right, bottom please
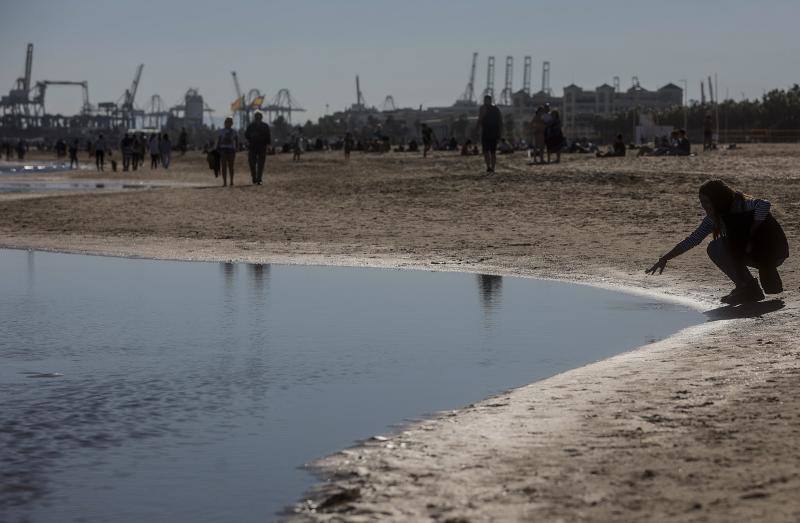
left=673, top=197, right=771, bottom=257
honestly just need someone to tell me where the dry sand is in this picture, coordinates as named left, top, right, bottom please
left=1, top=145, right=799, bottom=521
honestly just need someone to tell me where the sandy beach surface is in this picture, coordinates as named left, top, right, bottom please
left=1, top=145, right=798, bottom=521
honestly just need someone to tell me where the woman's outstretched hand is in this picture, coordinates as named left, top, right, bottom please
left=646, top=257, right=667, bottom=275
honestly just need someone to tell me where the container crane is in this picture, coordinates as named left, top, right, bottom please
left=33, top=80, right=92, bottom=115
left=120, top=64, right=144, bottom=127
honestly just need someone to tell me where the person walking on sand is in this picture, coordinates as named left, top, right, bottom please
left=545, top=109, right=564, bottom=164
left=244, top=111, right=271, bottom=185
left=16, top=139, right=27, bottom=160
left=149, top=134, right=160, bottom=170
left=68, top=139, right=80, bottom=169
left=646, top=179, right=789, bottom=305
left=120, top=133, right=133, bottom=171
left=292, top=130, right=303, bottom=162
left=160, top=133, right=172, bottom=169
left=421, top=123, right=435, bottom=158
left=178, top=127, right=188, bottom=156
left=477, top=95, right=503, bottom=174
left=217, top=117, right=239, bottom=186
left=95, top=134, right=107, bottom=171
left=344, top=132, right=354, bottom=160
left=703, top=113, right=714, bottom=151
left=530, top=106, right=546, bottom=164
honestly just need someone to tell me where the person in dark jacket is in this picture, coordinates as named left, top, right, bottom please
left=646, top=179, right=789, bottom=305
left=244, top=111, right=271, bottom=185
left=477, top=95, right=503, bottom=174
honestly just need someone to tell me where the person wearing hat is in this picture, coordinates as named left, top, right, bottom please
left=245, top=111, right=271, bottom=185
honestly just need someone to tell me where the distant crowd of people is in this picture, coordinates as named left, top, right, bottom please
left=3, top=98, right=710, bottom=186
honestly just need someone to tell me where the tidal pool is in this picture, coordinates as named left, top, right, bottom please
left=0, top=250, right=703, bottom=522
left=0, top=161, right=72, bottom=174
left=0, top=180, right=163, bottom=193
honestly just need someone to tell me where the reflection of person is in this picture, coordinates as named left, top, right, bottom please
left=217, top=117, right=239, bottom=186
left=477, top=95, right=503, bottom=174
left=477, top=274, right=503, bottom=312
left=646, top=180, right=789, bottom=305
left=245, top=112, right=271, bottom=185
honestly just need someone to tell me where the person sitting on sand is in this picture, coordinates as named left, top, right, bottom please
left=674, top=129, right=691, bottom=156
left=597, top=134, right=626, bottom=158
left=460, top=139, right=473, bottom=156
left=646, top=179, right=789, bottom=305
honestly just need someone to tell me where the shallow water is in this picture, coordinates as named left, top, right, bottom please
left=0, top=180, right=159, bottom=193
left=0, top=161, right=72, bottom=174
left=0, top=250, right=702, bottom=522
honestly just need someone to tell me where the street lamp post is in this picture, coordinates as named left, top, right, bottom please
left=680, top=79, right=688, bottom=132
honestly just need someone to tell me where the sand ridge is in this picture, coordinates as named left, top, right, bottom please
left=1, top=145, right=798, bottom=521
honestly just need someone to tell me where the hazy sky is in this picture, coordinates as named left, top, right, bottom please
left=2, top=0, right=799, bottom=123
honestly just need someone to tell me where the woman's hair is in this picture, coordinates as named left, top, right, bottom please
left=699, top=179, right=743, bottom=238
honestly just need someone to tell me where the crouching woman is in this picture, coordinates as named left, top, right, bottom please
left=646, top=179, right=789, bottom=305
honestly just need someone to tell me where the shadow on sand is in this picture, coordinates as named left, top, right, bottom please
left=704, top=299, right=785, bottom=321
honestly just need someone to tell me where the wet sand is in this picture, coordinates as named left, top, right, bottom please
left=1, top=146, right=799, bottom=521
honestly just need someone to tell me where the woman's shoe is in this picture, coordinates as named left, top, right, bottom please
left=759, top=266, right=783, bottom=294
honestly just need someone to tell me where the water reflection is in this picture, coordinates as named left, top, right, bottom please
left=0, top=251, right=704, bottom=521
left=248, top=263, right=271, bottom=305
left=477, top=274, right=503, bottom=314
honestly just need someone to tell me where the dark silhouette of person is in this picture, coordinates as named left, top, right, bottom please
left=421, top=123, right=435, bottom=158
left=703, top=113, right=714, bottom=151
left=16, top=139, right=26, bottom=160
left=217, top=117, right=238, bottom=186
left=544, top=108, right=564, bottom=164
left=647, top=179, right=789, bottom=305
left=344, top=132, right=354, bottom=160
left=245, top=111, right=271, bottom=185
left=477, top=95, right=503, bottom=174
left=596, top=134, right=626, bottom=158
left=120, top=133, right=133, bottom=171
left=178, top=127, right=188, bottom=156
left=68, top=139, right=79, bottom=168
left=675, top=129, right=691, bottom=156
left=95, top=134, right=107, bottom=171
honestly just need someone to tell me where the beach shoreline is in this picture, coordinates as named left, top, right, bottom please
left=1, top=146, right=798, bottom=521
